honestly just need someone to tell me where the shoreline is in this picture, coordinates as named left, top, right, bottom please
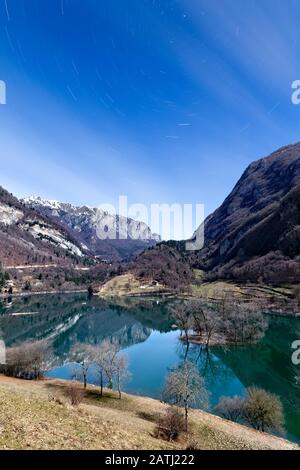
left=1, top=283, right=299, bottom=318
left=180, top=333, right=260, bottom=347
left=0, top=288, right=88, bottom=299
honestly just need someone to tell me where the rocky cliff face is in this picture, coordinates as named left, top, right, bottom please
left=23, top=196, right=160, bottom=262
left=0, top=187, right=85, bottom=267
left=191, top=142, right=300, bottom=283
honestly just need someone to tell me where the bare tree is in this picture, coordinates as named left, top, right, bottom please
left=5, top=340, right=52, bottom=379
left=72, top=341, right=113, bottom=395
left=169, top=302, right=191, bottom=339
left=215, top=395, right=245, bottom=422
left=189, top=301, right=221, bottom=349
left=162, top=361, right=209, bottom=432
left=83, top=340, right=129, bottom=398
left=81, top=341, right=110, bottom=396
left=154, top=406, right=185, bottom=441
left=65, top=382, right=85, bottom=406
left=169, top=302, right=192, bottom=358
left=100, top=340, right=119, bottom=389
left=114, top=353, right=130, bottom=399
left=187, top=296, right=268, bottom=347
left=71, top=343, right=96, bottom=389
left=94, top=342, right=110, bottom=396
left=222, top=303, right=268, bottom=344
left=189, top=301, right=205, bottom=339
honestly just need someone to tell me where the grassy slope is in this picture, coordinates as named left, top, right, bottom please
left=98, top=273, right=171, bottom=297
left=0, top=375, right=297, bottom=450
left=98, top=272, right=297, bottom=312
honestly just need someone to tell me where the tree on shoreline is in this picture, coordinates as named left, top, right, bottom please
left=114, top=353, right=130, bottom=399
left=162, top=361, right=209, bottom=432
left=99, top=340, right=119, bottom=389
left=169, top=302, right=191, bottom=339
left=169, top=302, right=191, bottom=358
left=4, top=340, right=52, bottom=379
left=93, top=340, right=126, bottom=396
left=71, top=340, right=129, bottom=399
left=215, top=387, right=285, bottom=434
left=243, top=387, right=284, bottom=433
left=171, top=298, right=268, bottom=349
left=215, top=396, right=245, bottom=422
left=192, top=303, right=220, bottom=349
left=71, top=343, right=95, bottom=389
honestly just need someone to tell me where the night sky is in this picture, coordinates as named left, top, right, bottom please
left=1, top=0, right=300, bottom=235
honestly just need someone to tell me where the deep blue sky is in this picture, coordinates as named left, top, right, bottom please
left=1, top=0, right=300, bottom=234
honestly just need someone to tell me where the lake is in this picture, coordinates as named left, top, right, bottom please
left=0, top=293, right=299, bottom=443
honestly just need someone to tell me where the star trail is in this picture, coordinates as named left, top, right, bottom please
left=1, top=0, right=300, bottom=217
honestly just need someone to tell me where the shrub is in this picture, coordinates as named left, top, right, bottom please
left=154, top=407, right=186, bottom=441
left=185, top=433, right=201, bottom=450
left=216, top=388, right=285, bottom=435
left=4, top=340, right=51, bottom=379
left=215, top=396, right=245, bottom=422
left=48, top=394, right=64, bottom=405
left=243, top=387, right=285, bottom=433
left=65, top=383, right=85, bottom=406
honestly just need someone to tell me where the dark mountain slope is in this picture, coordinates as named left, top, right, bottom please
left=190, top=142, right=300, bottom=283
left=130, top=244, right=195, bottom=292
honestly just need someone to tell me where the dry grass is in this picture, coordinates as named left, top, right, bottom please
left=0, top=375, right=297, bottom=450
left=190, top=279, right=295, bottom=306
left=98, top=273, right=295, bottom=310
left=190, top=280, right=242, bottom=300
left=98, top=273, right=169, bottom=297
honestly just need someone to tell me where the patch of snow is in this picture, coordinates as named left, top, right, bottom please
left=23, top=196, right=95, bottom=213
left=22, top=221, right=84, bottom=257
left=23, top=196, right=161, bottom=242
left=0, top=203, right=23, bottom=225
left=10, top=312, right=38, bottom=316
left=23, top=195, right=63, bottom=210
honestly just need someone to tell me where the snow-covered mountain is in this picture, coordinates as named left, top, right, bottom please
left=23, top=196, right=160, bottom=261
left=0, top=187, right=86, bottom=267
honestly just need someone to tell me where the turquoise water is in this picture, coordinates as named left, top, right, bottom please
left=0, top=293, right=299, bottom=442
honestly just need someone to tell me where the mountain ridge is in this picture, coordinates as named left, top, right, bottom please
left=0, top=186, right=86, bottom=267
left=22, top=195, right=160, bottom=262
left=188, top=141, right=300, bottom=283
